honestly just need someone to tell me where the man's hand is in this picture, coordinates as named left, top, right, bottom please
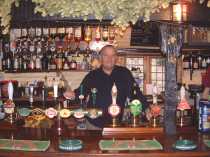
left=63, top=90, right=76, bottom=100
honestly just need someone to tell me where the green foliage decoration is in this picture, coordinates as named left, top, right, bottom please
left=0, top=0, right=206, bottom=34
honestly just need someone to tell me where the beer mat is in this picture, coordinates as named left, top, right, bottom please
left=204, top=140, right=210, bottom=148
left=99, top=139, right=163, bottom=151
left=0, top=139, right=50, bottom=151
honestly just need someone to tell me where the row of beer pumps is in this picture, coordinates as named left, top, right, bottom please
left=0, top=79, right=192, bottom=130
left=1, top=80, right=163, bottom=128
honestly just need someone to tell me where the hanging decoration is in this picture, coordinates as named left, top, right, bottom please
left=160, top=24, right=184, bottom=63
left=0, top=0, right=208, bottom=34
left=0, top=0, right=20, bottom=34
left=1, top=0, right=173, bottom=34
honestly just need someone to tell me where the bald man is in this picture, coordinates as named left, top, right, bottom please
left=65, top=45, right=148, bottom=129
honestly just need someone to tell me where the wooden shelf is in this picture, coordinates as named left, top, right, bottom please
left=3, top=69, right=89, bottom=73
left=183, top=68, right=207, bottom=71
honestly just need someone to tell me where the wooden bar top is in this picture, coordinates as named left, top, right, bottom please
left=0, top=123, right=209, bottom=157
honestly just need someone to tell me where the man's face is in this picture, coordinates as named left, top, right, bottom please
left=100, top=47, right=117, bottom=70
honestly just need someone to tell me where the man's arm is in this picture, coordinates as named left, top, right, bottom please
left=63, top=72, right=92, bottom=102
left=74, top=72, right=93, bottom=100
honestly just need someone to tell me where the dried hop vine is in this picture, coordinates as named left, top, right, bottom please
left=0, top=0, right=207, bottom=34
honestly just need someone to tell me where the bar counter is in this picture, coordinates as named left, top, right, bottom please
left=0, top=123, right=209, bottom=157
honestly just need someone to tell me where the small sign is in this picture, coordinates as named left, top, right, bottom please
left=131, top=22, right=159, bottom=46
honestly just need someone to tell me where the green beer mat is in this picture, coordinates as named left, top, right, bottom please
left=0, top=139, right=50, bottom=151
left=99, top=139, right=163, bottom=151
left=204, top=140, right=210, bottom=148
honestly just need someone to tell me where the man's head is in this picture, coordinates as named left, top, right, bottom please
left=99, top=45, right=117, bottom=71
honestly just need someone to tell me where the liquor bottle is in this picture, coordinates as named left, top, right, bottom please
left=3, top=43, right=10, bottom=71
left=35, top=54, right=42, bottom=70
left=70, top=56, right=77, bottom=70
left=193, top=56, right=198, bottom=69
left=0, top=39, right=3, bottom=71
left=29, top=41, right=35, bottom=54
left=56, top=48, right=63, bottom=70
left=2, top=53, right=6, bottom=70
left=18, top=53, right=23, bottom=70
left=81, top=55, right=89, bottom=70
left=47, top=55, right=52, bottom=70
left=57, top=27, right=66, bottom=42
left=63, top=52, right=69, bottom=70
left=47, top=43, right=55, bottom=70
left=65, top=27, right=74, bottom=43
left=76, top=50, right=84, bottom=70
left=41, top=52, right=49, bottom=71
left=198, top=55, right=202, bottom=69
left=29, top=54, right=35, bottom=70
left=13, top=52, right=19, bottom=71
left=202, top=57, right=207, bottom=69
left=22, top=56, right=27, bottom=71
left=109, top=27, right=115, bottom=41
left=84, top=26, right=92, bottom=44
left=6, top=52, right=14, bottom=71
left=49, top=55, right=55, bottom=70
left=95, top=26, right=101, bottom=42
left=102, top=26, right=109, bottom=41
left=5, top=53, right=11, bottom=71
left=207, top=57, right=210, bottom=67
left=75, top=26, right=82, bottom=50
left=36, top=42, right=42, bottom=55
left=45, top=46, right=50, bottom=70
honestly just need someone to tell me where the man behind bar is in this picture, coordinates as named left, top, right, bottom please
left=64, top=45, right=148, bottom=129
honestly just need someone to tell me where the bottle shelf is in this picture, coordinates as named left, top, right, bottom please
left=3, top=69, right=89, bottom=73
left=183, top=68, right=207, bottom=71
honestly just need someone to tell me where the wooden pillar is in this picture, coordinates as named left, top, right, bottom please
left=164, top=60, right=178, bottom=135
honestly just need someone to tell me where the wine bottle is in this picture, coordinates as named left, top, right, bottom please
left=41, top=52, right=49, bottom=71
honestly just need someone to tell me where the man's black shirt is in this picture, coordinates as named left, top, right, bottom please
left=74, top=65, right=148, bottom=128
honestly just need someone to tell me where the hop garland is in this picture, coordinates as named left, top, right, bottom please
left=0, top=0, right=20, bottom=34
left=32, top=0, right=172, bottom=28
left=0, top=0, right=207, bottom=34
